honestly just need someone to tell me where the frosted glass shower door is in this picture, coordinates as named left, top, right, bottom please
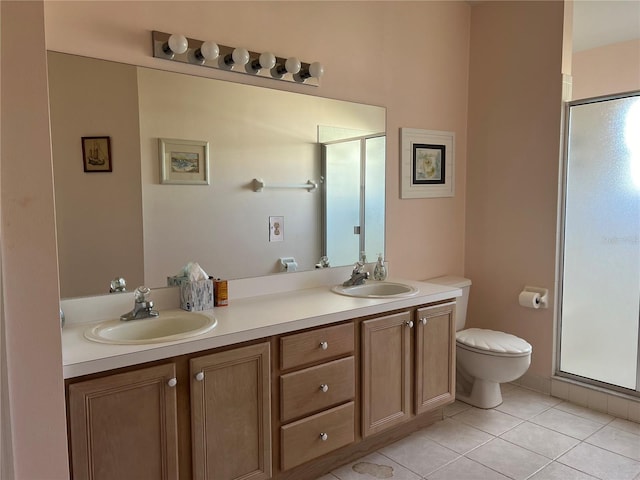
left=560, top=94, right=640, bottom=390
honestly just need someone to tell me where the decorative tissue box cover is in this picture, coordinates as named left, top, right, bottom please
left=167, top=276, right=214, bottom=311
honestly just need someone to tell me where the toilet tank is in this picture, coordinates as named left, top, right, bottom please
left=425, top=276, right=472, bottom=331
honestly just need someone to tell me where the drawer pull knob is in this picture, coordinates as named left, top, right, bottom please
left=195, top=371, right=205, bottom=382
left=405, top=320, right=414, bottom=328
left=320, top=432, right=328, bottom=441
left=420, top=317, right=428, bottom=325
left=167, top=377, right=178, bottom=388
left=319, top=341, right=328, bottom=350
left=320, top=384, right=329, bottom=393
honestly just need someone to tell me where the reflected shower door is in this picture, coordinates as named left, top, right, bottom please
left=560, top=93, right=640, bottom=390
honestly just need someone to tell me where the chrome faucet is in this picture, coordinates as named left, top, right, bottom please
left=120, top=286, right=159, bottom=321
left=343, top=262, right=370, bottom=287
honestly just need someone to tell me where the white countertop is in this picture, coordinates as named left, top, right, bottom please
left=62, top=278, right=460, bottom=379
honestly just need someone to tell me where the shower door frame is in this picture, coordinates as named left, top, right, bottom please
left=555, top=90, right=640, bottom=397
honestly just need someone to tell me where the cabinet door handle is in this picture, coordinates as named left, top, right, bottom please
left=319, top=384, right=329, bottom=393
left=167, top=377, right=178, bottom=388
left=194, top=371, right=205, bottom=382
left=319, top=432, right=328, bottom=441
left=405, top=320, right=414, bottom=328
left=319, top=341, right=328, bottom=350
left=420, top=317, right=428, bottom=325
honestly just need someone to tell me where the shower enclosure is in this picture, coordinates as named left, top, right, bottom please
left=558, top=92, right=640, bottom=394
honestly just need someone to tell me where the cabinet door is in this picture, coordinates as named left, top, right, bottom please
left=361, top=311, right=412, bottom=437
left=191, top=342, right=272, bottom=480
left=68, top=363, right=179, bottom=480
left=415, top=302, right=456, bottom=414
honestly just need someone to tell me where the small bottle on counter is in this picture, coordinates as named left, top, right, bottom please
left=373, top=253, right=387, bottom=281
left=214, top=278, right=228, bottom=306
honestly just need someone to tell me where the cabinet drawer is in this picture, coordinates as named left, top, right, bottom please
left=280, top=323, right=354, bottom=370
left=281, top=356, right=355, bottom=422
left=281, top=402, right=355, bottom=471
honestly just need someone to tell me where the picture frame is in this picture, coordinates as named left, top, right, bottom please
left=400, top=128, right=455, bottom=198
left=82, top=136, right=112, bottom=172
left=159, top=138, right=210, bottom=185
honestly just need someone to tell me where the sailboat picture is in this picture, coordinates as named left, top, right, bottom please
left=82, top=136, right=112, bottom=172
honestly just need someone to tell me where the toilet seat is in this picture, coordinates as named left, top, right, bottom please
left=456, top=328, right=532, bottom=358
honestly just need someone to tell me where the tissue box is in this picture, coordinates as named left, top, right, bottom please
left=167, top=276, right=214, bottom=311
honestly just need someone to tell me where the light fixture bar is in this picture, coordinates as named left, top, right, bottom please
left=152, top=31, right=322, bottom=86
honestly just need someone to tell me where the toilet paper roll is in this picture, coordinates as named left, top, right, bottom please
left=519, top=291, right=541, bottom=309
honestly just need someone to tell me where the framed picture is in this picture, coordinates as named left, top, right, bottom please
left=159, top=138, right=210, bottom=185
left=82, top=136, right=112, bottom=172
left=400, top=128, right=455, bottom=198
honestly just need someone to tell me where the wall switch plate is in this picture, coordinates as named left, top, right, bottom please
left=269, top=216, right=284, bottom=242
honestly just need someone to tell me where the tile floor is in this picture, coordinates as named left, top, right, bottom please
left=317, top=384, right=640, bottom=480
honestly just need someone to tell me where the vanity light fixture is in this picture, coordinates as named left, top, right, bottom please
left=223, top=47, right=250, bottom=67
left=162, top=34, right=189, bottom=58
left=152, top=31, right=323, bottom=86
left=194, top=41, right=219, bottom=64
left=248, top=52, right=276, bottom=73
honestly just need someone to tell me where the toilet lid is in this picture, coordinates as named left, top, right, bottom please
left=456, top=328, right=532, bottom=356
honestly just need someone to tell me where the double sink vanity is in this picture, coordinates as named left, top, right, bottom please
left=62, top=274, right=461, bottom=480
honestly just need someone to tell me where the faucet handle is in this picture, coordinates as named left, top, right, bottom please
left=134, top=286, right=151, bottom=302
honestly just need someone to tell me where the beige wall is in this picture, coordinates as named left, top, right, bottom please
left=572, top=39, right=640, bottom=100
left=48, top=52, right=145, bottom=297
left=1, top=1, right=70, bottom=478
left=465, top=1, right=564, bottom=378
left=0, top=0, right=567, bottom=475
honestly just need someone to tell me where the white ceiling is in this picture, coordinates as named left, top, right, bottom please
left=572, top=0, right=640, bottom=52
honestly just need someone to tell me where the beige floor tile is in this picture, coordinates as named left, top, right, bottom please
left=496, top=391, right=554, bottom=420
left=501, top=421, right=580, bottom=459
left=453, top=406, right=523, bottom=436
left=528, top=461, right=598, bottom=480
left=586, top=425, right=640, bottom=461
left=443, top=400, right=471, bottom=417
left=530, top=408, right=604, bottom=440
left=611, top=417, right=640, bottom=436
left=316, top=475, right=339, bottom=480
left=558, top=443, right=640, bottom=480
left=426, top=456, right=510, bottom=480
left=379, top=430, right=459, bottom=477
left=331, top=451, right=421, bottom=480
left=555, top=400, right=614, bottom=424
left=421, top=417, right=493, bottom=454
left=466, top=438, right=550, bottom=480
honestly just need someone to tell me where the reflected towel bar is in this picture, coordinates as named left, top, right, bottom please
left=252, top=178, right=318, bottom=192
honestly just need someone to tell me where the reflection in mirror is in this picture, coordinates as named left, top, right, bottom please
left=48, top=52, right=386, bottom=298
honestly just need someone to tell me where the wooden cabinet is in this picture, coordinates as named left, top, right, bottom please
left=278, top=323, right=355, bottom=470
left=67, top=363, right=179, bottom=480
left=67, top=343, right=271, bottom=480
left=191, top=342, right=272, bottom=480
left=361, top=303, right=456, bottom=437
left=415, top=302, right=456, bottom=414
left=361, top=311, right=412, bottom=437
left=67, top=299, right=456, bottom=479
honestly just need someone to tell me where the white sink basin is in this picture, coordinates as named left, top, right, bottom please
left=331, top=281, right=418, bottom=299
left=84, top=310, right=217, bottom=345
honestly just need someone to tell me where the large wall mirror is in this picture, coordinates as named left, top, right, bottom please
left=48, top=52, right=386, bottom=298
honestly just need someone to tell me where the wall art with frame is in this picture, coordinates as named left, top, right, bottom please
left=159, top=138, right=210, bottom=185
left=400, top=128, right=455, bottom=198
left=82, top=136, right=112, bottom=172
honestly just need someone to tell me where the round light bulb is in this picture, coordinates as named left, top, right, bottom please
left=309, top=62, right=324, bottom=79
left=285, top=57, right=301, bottom=74
left=258, top=52, right=276, bottom=70
left=200, top=41, right=219, bottom=60
left=167, top=34, right=188, bottom=55
left=232, top=48, right=250, bottom=66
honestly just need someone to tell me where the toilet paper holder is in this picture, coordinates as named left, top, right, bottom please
left=280, top=257, right=298, bottom=272
left=520, top=286, right=549, bottom=309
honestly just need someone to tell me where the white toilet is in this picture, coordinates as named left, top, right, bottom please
left=427, top=276, right=532, bottom=409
